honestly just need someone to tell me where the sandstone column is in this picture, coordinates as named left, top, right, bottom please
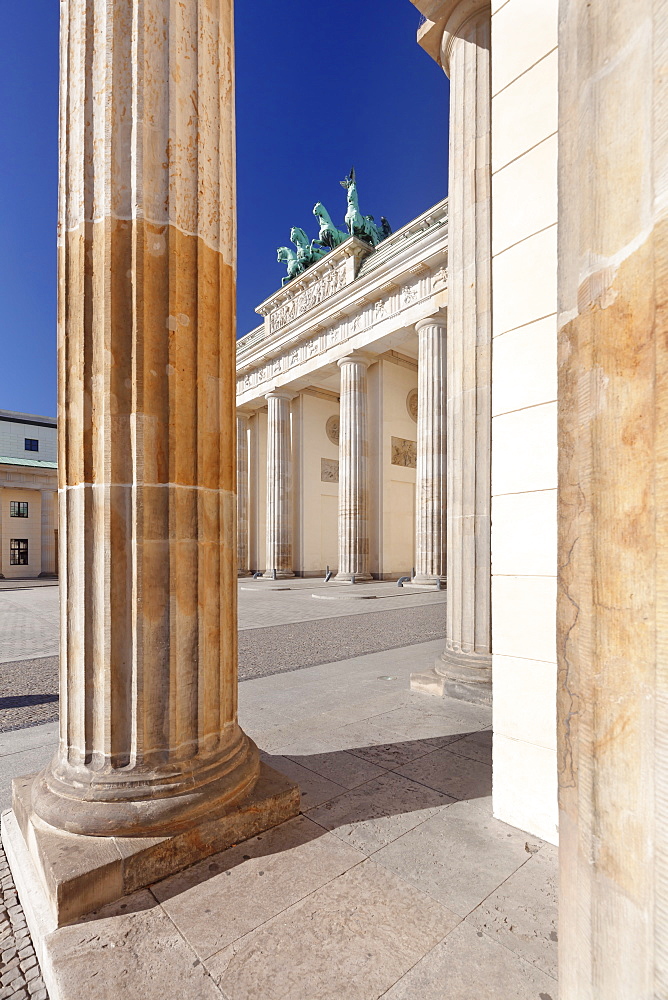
left=4, top=0, right=297, bottom=914
left=557, top=1, right=667, bottom=995
left=410, top=0, right=492, bottom=703
left=237, top=412, right=251, bottom=576
left=40, top=490, right=56, bottom=577
left=413, top=313, right=447, bottom=585
left=264, top=391, right=294, bottom=578
left=337, top=355, right=372, bottom=582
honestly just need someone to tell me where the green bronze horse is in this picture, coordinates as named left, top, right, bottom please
left=277, top=246, right=302, bottom=285
left=313, top=202, right=349, bottom=250
left=290, top=226, right=328, bottom=268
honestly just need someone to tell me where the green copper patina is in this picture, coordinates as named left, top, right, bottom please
left=313, top=202, right=349, bottom=249
left=291, top=226, right=328, bottom=269
left=340, top=167, right=392, bottom=247
left=276, top=168, right=392, bottom=285
left=277, top=246, right=301, bottom=286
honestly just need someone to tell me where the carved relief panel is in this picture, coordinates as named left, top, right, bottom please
left=391, top=437, right=417, bottom=468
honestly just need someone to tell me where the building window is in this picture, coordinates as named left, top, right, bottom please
left=10, top=539, right=28, bottom=566
left=24, top=438, right=39, bottom=452
left=10, top=502, right=28, bottom=518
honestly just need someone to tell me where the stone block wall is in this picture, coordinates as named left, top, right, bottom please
left=489, top=0, right=559, bottom=844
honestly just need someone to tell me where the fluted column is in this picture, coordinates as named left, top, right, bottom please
left=40, top=490, right=56, bottom=576
left=264, top=391, right=294, bottom=578
left=409, top=0, right=491, bottom=704
left=414, top=313, right=447, bottom=585
left=437, top=0, right=491, bottom=704
left=337, top=356, right=372, bottom=582
left=33, top=0, right=259, bottom=837
left=237, top=413, right=251, bottom=577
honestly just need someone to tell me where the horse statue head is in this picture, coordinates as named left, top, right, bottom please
left=290, top=227, right=310, bottom=250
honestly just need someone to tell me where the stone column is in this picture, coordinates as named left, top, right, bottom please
left=3, top=0, right=297, bottom=926
left=411, top=0, right=492, bottom=704
left=413, top=313, right=447, bottom=585
left=264, top=391, right=294, bottom=578
left=237, top=413, right=251, bottom=577
left=40, top=489, right=56, bottom=577
left=337, top=355, right=372, bottom=582
left=558, top=1, right=666, bottom=995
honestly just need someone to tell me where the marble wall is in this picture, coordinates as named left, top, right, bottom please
left=490, top=0, right=559, bottom=844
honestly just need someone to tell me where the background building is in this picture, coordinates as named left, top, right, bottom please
left=0, top=409, right=57, bottom=579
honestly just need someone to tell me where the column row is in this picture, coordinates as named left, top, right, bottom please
left=237, top=327, right=448, bottom=585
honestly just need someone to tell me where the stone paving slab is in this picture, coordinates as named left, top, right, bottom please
left=0, top=608, right=557, bottom=999
left=0, top=591, right=59, bottom=664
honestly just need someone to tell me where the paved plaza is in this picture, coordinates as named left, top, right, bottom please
left=0, top=584, right=557, bottom=999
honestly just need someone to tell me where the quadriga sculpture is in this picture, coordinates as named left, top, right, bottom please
left=276, top=170, right=392, bottom=284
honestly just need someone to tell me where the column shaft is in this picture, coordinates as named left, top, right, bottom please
left=237, top=414, right=251, bottom=576
left=414, top=315, right=447, bottom=584
left=265, top=393, right=294, bottom=578
left=337, top=356, right=372, bottom=581
left=436, top=2, right=492, bottom=703
left=34, top=0, right=258, bottom=837
left=558, top=1, right=666, bottom=994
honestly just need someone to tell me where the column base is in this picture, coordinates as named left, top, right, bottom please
left=237, top=569, right=252, bottom=578
left=411, top=648, right=492, bottom=706
left=406, top=575, right=446, bottom=589
left=261, top=570, right=295, bottom=580
left=334, top=572, right=373, bottom=582
left=3, top=761, right=300, bottom=930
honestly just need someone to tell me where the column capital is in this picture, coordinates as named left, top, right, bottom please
left=415, top=310, right=448, bottom=335
left=337, top=354, right=372, bottom=371
left=264, top=389, right=297, bottom=402
left=412, top=0, right=490, bottom=75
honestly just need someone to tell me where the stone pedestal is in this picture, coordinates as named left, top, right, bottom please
left=3, top=0, right=298, bottom=929
left=413, top=314, right=447, bottom=586
left=264, top=391, right=295, bottom=579
left=237, top=413, right=251, bottom=577
left=411, top=0, right=492, bottom=705
left=336, top=356, right=372, bottom=582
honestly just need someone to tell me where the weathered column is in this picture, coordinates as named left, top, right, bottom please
left=237, top=412, right=251, bottom=577
left=2, top=0, right=297, bottom=927
left=557, top=1, right=667, bottom=996
left=336, top=355, right=372, bottom=582
left=40, top=489, right=56, bottom=577
left=410, top=0, right=492, bottom=704
left=264, top=391, right=294, bottom=578
left=413, top=313, right=447, bottom=585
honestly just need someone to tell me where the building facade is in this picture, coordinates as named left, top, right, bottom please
left=0, top=410, right=57, bottom=579
left=236, top=200, right=448, bottom=582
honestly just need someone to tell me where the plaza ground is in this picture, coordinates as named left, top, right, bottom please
left=0, top=583, right=557, bottom=999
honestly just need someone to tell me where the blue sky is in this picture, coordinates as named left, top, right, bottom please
left=0, top=2, right=448, bottom=418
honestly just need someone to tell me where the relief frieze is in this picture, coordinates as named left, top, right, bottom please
left=268, top=264, right=348, bottom=335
